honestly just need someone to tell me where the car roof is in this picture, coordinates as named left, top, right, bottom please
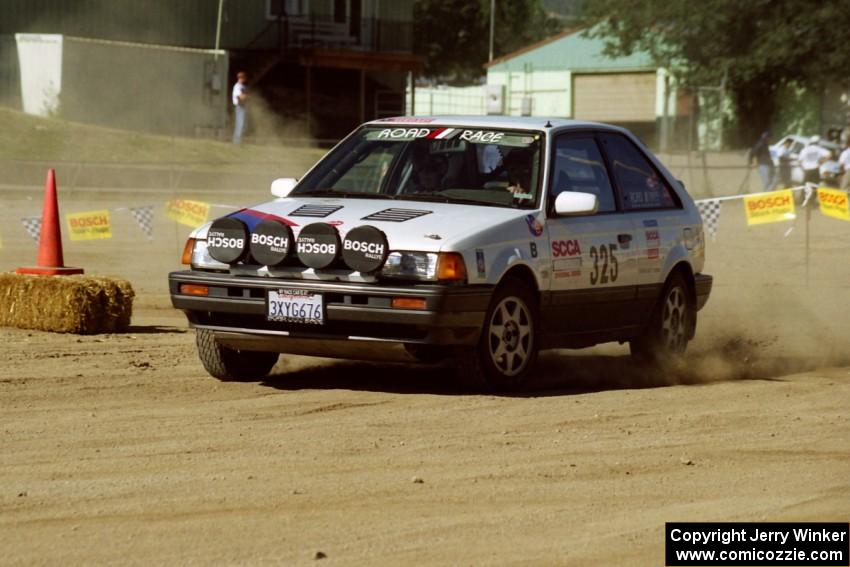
left=365, top=115, right=628, bottom=134
left=774, top=134, right=839, bottom=149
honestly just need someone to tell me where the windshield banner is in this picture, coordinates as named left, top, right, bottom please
left=366, top=128, right=538, bottom=147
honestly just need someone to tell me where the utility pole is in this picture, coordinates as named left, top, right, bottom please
left=214, top=0, right=224, bottom=60
left=489, top=0, right=495, bottom=62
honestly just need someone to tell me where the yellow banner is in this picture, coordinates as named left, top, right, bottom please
left=743, top=190, right=795, bottom=225
left=66, top=210, right=112, bottom=240
left=165, top=199, right=210, bottom=228
left=817, top=187, right=850, bottom=221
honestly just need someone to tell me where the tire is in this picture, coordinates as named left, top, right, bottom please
left=195, top=328, right=279, bottom=381
left=630, top=272, right=694, bottom=362
left=462, top=277, right=540, bottom=391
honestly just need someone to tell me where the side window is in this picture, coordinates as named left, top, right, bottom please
left=550, top=135, right=617, bottom=213
left=600, top=134, right=679, bottom=211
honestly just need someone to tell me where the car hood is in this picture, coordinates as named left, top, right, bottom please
left=196, top=196, right=534, bottom=252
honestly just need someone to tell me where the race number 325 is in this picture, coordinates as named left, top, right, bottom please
left=589, top=244, right=618, bottom=285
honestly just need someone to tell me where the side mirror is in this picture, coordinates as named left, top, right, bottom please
left=553, top=191, right=598, bottom=216
left=271, top=177, right=297, bottom=198
left=677, top=179, right=686, bottom=191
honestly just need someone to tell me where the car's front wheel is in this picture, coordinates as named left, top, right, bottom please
left=195, top=328, right=279, bottom=381
left=463, top=278, right=539, bottom=391
left=630, top=272, right=694, bottom=361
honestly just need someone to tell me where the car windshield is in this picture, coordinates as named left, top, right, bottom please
left=293, top=126, right=544, bottom=208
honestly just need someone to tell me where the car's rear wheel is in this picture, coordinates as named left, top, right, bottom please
left=196, top=328, right=279, bottom=381
left=630, top=272, right=694, bottom=361
left=462, top=277, right=539, bottom=391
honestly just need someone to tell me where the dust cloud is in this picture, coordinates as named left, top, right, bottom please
left=244, top=92, right=315, bottom=148
left=532, top=208, right=850, bottom=392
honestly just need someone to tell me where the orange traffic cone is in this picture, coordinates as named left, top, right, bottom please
left=16, top=169, right=84, bottom=276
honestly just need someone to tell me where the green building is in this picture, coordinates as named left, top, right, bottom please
left=411, top=28, right=697, bottom=151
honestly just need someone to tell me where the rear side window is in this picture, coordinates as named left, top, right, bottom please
left=550, top=135, right=617, bottom=213
left=600, top=134, right=679, bottom=211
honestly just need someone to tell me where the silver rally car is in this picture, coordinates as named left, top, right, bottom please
left=169, top=116, right=712, bottom=389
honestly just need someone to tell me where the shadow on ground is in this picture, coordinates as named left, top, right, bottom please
left=259, top=335, right=847, bottom=397
left=126, top=325, right=188, bottom=335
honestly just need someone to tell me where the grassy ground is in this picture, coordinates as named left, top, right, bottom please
left=0, top=106, right=326, bottom=169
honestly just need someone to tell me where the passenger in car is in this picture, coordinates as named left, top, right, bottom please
left=501, top=149, right=533, bottom=196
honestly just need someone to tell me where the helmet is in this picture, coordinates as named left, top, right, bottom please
left=809, top=135, right=821, bottom=144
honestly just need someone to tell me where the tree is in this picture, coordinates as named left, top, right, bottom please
left=414, top=0, right=562, bottom=84
left=580, top=0, right=850, bottom=145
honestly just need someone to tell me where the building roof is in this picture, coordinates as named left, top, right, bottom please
left=484, top=27, right=656, bottom=72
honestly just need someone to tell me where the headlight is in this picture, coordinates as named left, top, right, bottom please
left=381, top=251, right=466, bottom=282
left=182, top=238, right=229, bottom=270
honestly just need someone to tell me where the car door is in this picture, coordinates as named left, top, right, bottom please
left=597, top=132, right=690, bottom=325
left=543, top=132, right=639, bottom=338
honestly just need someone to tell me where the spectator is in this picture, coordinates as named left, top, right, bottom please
left=840, top=123, right=850, bottom=146
left=839, top=139, right=850, bottom=191
left=799, top=135, right=831, bottom=185
left=231, top=71, right=249, bottom=144
left=777, top=138, right=794, bottom=188
left=747, top=131, right=775, bottom=191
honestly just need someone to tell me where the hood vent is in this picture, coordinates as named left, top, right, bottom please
left=289, top=204, right=343, bottom=218
left=361, top=208, right=433, bottom=222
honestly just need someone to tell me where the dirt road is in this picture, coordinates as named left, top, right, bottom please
left=1, top=186, right=849, bottom=565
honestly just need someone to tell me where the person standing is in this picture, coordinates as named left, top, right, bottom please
left=231, top=71, right=248, bottom=144
left=839, top=139, right=850, bottom=191
left=747, top=131, right=776, bottom=191
left=799, top=135, right=831, bottom=185
left=777, top=138, right=794, bottom=188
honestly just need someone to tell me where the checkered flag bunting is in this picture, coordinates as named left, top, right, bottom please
left=696, top=199, right=721, bottom=241
left=129, top=205, right=154, bottom=239
left=21, top=217, right=42, bottom=242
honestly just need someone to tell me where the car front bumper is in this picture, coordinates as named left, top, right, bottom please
left=169, top=271, right=493, bottom=360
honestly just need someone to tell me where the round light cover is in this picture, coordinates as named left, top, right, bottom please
left=342, top=225, right=389, bottom=273
left=206, top=217, right=248, bottom=264
left=249, top=219, right=293, bottom=266
left=295, top=223, right=341, bottom=269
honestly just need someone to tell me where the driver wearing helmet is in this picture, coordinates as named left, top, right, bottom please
left=409, top=149, right=448, bottom=193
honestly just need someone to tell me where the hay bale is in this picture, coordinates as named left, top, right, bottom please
left=0, top=273, right=134, bottom=334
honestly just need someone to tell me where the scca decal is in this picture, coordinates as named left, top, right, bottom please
left=552, top=239, right=581, bottom=257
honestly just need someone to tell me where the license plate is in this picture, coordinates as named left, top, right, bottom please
left=267, top=289, right=324, bottom=324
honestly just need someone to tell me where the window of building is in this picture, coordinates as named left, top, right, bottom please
left=334, top=0, right=347, bottom=23
left=267, top=0, right=308, bottom=19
